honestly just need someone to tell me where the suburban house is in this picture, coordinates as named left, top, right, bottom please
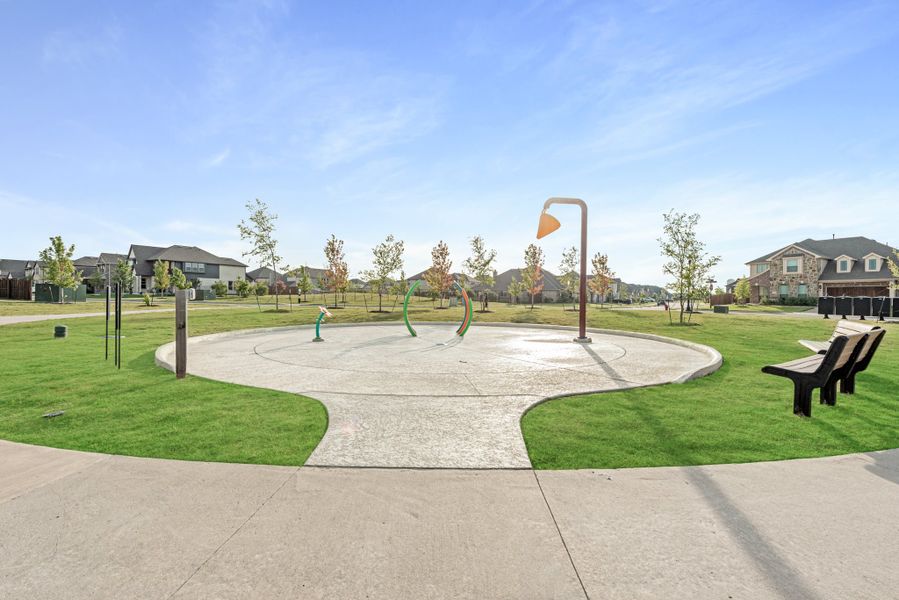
left=493, top=268, right=564, bottom=302
left=127, top=245, right=248, bottom=294
left=745, top=236, right=898, bottom=303
left=0, top=259, right=42, bottom=281
left=247, top=266, right=329, bottom=292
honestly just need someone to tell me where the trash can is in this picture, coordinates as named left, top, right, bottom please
left=835, top=297, right=853, bottom=317
left=852, top=297, right=872, bottom=319
left=54, top=325, right=67, bottom=338
left=818, top=296, right=834, bottom=315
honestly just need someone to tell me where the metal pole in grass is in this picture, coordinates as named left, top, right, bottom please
left=105, top=285, right=110, bottom=360
left=175, top=289, right=188, bottom=378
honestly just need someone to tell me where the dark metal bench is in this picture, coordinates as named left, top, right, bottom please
left=762, top=332, right=868, bottom=417
left=838, top=328, right=886, bottom=396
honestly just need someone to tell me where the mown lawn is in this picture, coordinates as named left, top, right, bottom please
left=1, top=302, right=896, bottom=469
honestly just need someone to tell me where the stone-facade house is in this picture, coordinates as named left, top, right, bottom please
left=745, top=236, right=897, bottom=303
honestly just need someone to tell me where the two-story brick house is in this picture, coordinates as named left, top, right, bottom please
left=745, top=236, right=898, bottom=303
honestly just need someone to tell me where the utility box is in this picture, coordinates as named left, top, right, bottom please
left=713, top=305, right=729, bottom=314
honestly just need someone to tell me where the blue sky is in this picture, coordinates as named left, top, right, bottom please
left=2, top=0, right=898, bottom=285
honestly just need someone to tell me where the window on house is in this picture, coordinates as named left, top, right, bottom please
left=756, top=264, right=769, bottom=274
left=867, top=258, right=878, bottom=271
left=779, top=284, right=789, bottom=297
left=184, top=262, right=206, bottom=274
left=140, top=276, right=148, bottom=290
left=228, top=281, right=233, bottom=291
left=785, top=259, right=799, bottom=273
left=798, top=284, right=808, bottom=297
left=839, top=260, right=849, bottom=272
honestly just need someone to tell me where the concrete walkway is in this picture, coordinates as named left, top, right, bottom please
left=155, top=323, right=720, bottom=468
left=2, top=440, right=897, bottom=599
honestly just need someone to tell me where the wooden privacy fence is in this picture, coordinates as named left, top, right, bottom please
left=0, top=278, right=32, bottom=300
left=710, top=293, right=735, bottom=306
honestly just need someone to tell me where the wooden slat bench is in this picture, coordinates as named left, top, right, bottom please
left=762, top=332, right=868, bottom=417
left=799, top=319, right=880, bottom=354
left=837, top=328, right=887, bottom=395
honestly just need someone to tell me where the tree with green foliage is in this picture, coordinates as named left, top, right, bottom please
left=734, top=278, right=751, bottom=304
left=588, top=253, right=614, bottom=307
left=234, top=278, right=251, bottom=298
left=87, top=269, right=106, bottom=294
left=658, top=210, right=721, bottom=324
left=619, top=281, right=629, bottom=302
left=212, top=280, right=228, bottom=297
left=362, top=234, right=404, bottom=312
left=424, top=240, right=454, bottom=308
left=521, top=244, right=544, bottom=309
left=238, top=198, right=286, bottom=310
left=38, top=236, right=82, bottom=303
left=112, top=259, right=134, bottom=293
left=323, top=235, right=348, bottom=308
left=171, top=266, right=191, bottom=290
left=153, top=260, right=171, bottom=297
left=463, top=235, right=497, bottom=312
left=507, top=276, right=522, bottom=304
left=295, top=267, right=312, bottom=302
left=558, top=246, right=579, bottom=310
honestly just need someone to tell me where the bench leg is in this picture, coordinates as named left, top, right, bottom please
left=793, top=382, right=813, bottom=417
left=840, top=374, right=856, bottom=395
left=821, top=380, right=838, bottom=406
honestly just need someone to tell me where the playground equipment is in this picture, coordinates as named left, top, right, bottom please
left=537, top=197, right=591, bottom=343
left=402, top=280, right=472, bottom=338
left=314, top=306, right=332, bottom=342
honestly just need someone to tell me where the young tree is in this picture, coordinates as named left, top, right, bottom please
left=212, top=280, right=228, bottom=297
left=295, top=266, right=312, bottom=302
left=507, top=276, right=522, bottom=304
left=362, top=234, right=405, bottom=312
left=658, top=210, right=721, bottom=324
left=558, top=246, right=579, bottom=311
left=734, top=278, right=751, bottom=304
left=234, top=278, right=251, bottom=298
left=424, top=241, right=454, bottom=308
left=87, top=269, right=106, bottom=294
left=619, top=281, right=629, bottom=302
left=38, top=236, right=82, bottom=303
left=238, top=198, right=285, bottom=310
left=462, top=235, right=497, bottom=312
left=323, top=235, right=348, bottom=308
left=521, top=244, right=544, bottom=309
left=589, top=253, right=614, bottom=307
left=112, top=259, right=134, bottom=293
left=170, top=266, right=191, bottom=290
left=153, top=260, right=171, bottom=297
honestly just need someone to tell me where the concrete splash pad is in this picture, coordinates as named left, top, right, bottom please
left=156, top=323, right=721, bottom=468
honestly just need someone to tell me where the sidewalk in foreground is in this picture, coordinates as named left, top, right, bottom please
left=2, top=440, right=897, bottom=599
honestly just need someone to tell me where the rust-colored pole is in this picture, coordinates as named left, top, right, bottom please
left=542, top=197, right=591, bottom=343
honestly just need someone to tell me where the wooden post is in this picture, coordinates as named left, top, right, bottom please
left=175, top=289, right=188, bottom=379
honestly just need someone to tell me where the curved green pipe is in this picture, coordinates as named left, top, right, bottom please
left=454, top=282, right=473, bottom=337
left=315, top=310, right=326, bottom=340
left=403, top=280, right=421, bottom=337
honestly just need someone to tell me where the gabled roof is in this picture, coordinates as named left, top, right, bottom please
left=98, top=253, right=127, bottom=265
left=247, top=267, right=283, bottom=281
left=146, top=245, right=247, bottom=267
left=747, top=236, right=897, bottom=266
left=0, top=259, right=38, bottom=279
left=73, top=256, right=99, bottom=267
left=493, top=268, right=564, bottom=293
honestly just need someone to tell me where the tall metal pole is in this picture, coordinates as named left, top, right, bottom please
left=105, top=285, right=110, bottom=361
left=175, top=289, right=188, bottom=379
left=542, top=197, right=591, bottom=343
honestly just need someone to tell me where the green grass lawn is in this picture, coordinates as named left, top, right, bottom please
left=1, top=302, right=896, bottom=469
left=725, top=303, right=815, bottom=313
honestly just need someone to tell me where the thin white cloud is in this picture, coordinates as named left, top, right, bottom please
left=201, top=148, right=230, bottom=168
left=42, top=23, right=122, bottom=65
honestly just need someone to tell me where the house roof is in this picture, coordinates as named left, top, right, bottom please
left=247, top=267, right=283, bottom=281
left=98, top=253, right=127, bottom=265
left=493, top=268, right=564, bottom=293
left=748, top=236, right=897, bottom=265
left=0, top=259, right=38, bottom=279
left=147, top=245, right=247, bottom=267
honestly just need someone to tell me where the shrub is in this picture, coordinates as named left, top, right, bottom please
left=142, top=293, right=152, bottom=306
left=211, top=281, right=228, bottom=297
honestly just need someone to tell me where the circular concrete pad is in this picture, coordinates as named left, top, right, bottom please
left=156, top=323, right=720, bottom=468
